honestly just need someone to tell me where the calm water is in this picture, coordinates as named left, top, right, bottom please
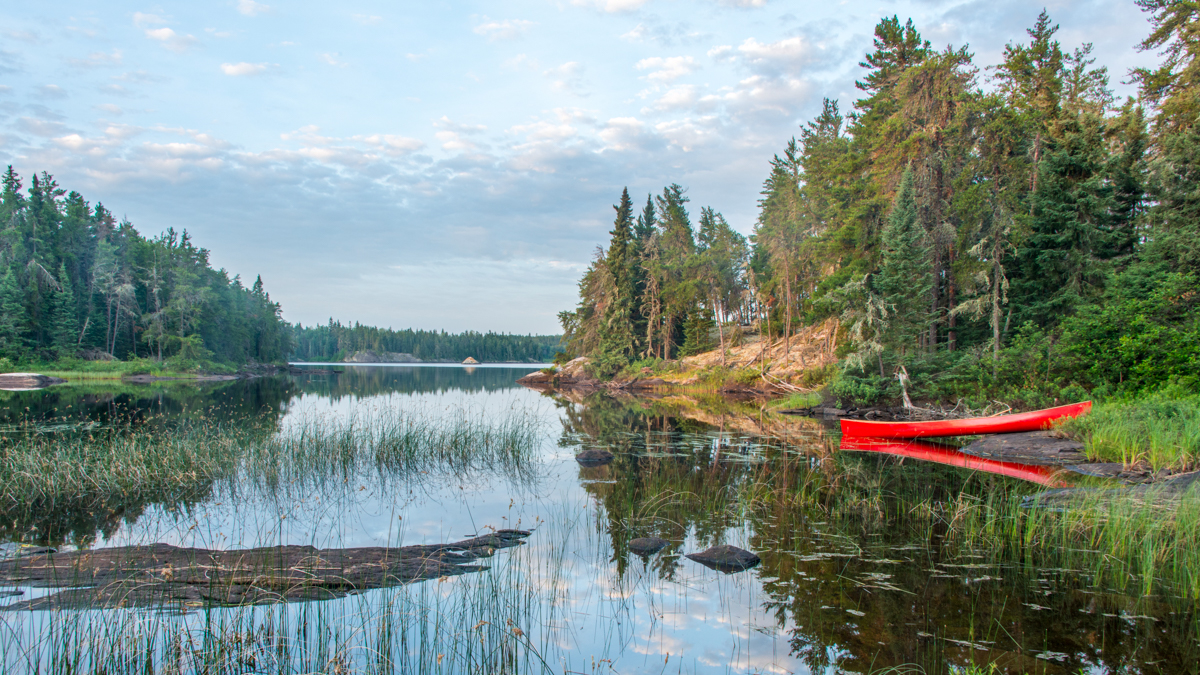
left=1, top=365, right=1197, bottom=674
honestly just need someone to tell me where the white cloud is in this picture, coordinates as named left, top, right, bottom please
left=571, top=0, right=648, bottom=12
left=720, top=36, right=814, bottom=76
left=473, top=17, right=536, bottom=41
left=220, top=61, right=269, bottom=76
left=70, top=49, right=123, bottom=68
left=635, top=56, right=699, bottom=83
left=95, top=103, right=124, bottom=115
left=718, top=0, right=767, bottom=7
left=649, top=84, right=698, bottom=111
left=352, top=14, right=383, bottom=25
left=544, top=61, right=586, bottom=94
left=144, top=27, right=199, bottom=53
left=39, top=84, right=68, bottom=98
left=319, top=52, right=348, bottom=67
left=132, top=12, right=166, bottom=28
left=237, top=0, right=270, bottom=17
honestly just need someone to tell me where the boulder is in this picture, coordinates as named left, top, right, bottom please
left=462, top=357, right=479, bottom=364
left=516, top=370, right=552, bottom=385
left=685, top=545, right=761, bottom=573
left=628, top=537, right=669, bottom=556
left=575, top=448, right=615, bottom=467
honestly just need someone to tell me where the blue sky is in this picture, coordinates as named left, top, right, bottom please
left=1, top=0, right=1156, bottom=333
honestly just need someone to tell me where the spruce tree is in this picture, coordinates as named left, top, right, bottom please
left=0, top=266, right=24, bottom=358
left=874, top=169, right=931, bottom=357
left=50, top=263, right=78, bottom=358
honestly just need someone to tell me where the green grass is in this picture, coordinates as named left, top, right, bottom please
left=0, top=408, right=544, bottom=546
left=1058, top=389, right=1200, bottom=470
left=767, top=391, right=823, bottom=409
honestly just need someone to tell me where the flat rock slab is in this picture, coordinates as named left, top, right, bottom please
left=685, top=545, right=761, bottom=573
left=576, top=449, right=615, bottom=467
left=0, top=530, right=531, bottom=611
left=961, top=431, right=1086, bottom=466
left=1025, top=471, right=1200, bottom=509
left=0, top=373, right=66, bottom=391
left=628, top=537, right=669, bottom=556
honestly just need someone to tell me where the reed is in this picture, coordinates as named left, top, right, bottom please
left=1059, top=390, right=1200, bottom=470
left=0, top=407, right=544, bottom=541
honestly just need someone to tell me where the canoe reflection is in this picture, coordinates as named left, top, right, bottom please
left=839, top=436, right=1071, bottom=487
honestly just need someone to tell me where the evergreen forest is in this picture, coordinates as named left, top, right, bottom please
left=0, top=169, right=292, bottom=370
left=559, top=7, right=1200, bottom=403
left=0, top=170, right=560, bottom=370
left=290, top=322, right=560, bottom=363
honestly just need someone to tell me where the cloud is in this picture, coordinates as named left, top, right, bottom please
left=352, top=14, right=383, bottom=25
left=69, top=49, right=123, bottom=69
left=718, top=0, right=767, bottom=7
left=0, top=85, right=11, bottom=94
left=473, top=17, right=536, bottom=41
left=38, top=84, right=68, bottom=99
left=545, top=61, right=587, bottom=94
left=711, top=36, right=814, bottom=76
left=94, top=103, right=124, bottom=115
left=132, top=12, right=166, bottom=28
left=620, top=21, right=710, bottom=47
left=636, top=56, right=699, bottom=83
left=237, top=0, right=270, bottom=17
left=144, top=27, right=199, bottom=53
left=319, top=52, right=348, bottom=67
left=571, top=0, right=649, bottom=12
left=220, top=62, right=270, bottom=76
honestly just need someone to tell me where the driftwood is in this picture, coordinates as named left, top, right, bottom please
left=0, top=530, right=531, bottom=611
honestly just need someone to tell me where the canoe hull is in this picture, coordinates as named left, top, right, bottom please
left=839, top=401, right=1092, bottom=439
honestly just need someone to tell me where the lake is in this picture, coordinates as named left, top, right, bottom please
left=0, top=364, right=1196, bottom=674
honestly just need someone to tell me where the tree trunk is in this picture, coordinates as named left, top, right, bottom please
left=713, top=293, right=726, bottom=367
left=783, top=258, right=792, bottom=356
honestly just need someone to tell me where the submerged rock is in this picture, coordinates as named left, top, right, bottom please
left=575, top=448, right=615, bottom=466
left=628, top=537, right=669, bottom=556
left=685, top=545, right=761, bottom=573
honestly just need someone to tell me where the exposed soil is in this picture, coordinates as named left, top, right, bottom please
left=0, top=530, right=531, bottom=610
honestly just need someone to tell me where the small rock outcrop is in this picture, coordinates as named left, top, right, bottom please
left=575, top=448, right=615, bottom=466
left=686, top=545, right=761, bottom=573
left=628, top=537, right=669, bottom=556
left=0, top=373, right=66, bottom=391
left=961, top=431, right=1087, bottom=465
left=462, top=357, right=479, bottom=364
left=343, top=351, right=421, bottom=363
left=517, top=357, right=602, bottom=389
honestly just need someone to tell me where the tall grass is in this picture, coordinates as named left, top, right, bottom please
left=1059, top=390, right=1200, bottom=470
left=0, top=407, right=544, bottom=532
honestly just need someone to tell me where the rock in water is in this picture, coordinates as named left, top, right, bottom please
left=462, top=357, right=479, bottom=364
left=628, top=537, right=669, bottom=556
left=685, top=545, right=760, bottom=573
left=575, top=449, right=615, bottom=467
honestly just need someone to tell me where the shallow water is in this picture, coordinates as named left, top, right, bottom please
left=0, top=365, right=1197, bottom=674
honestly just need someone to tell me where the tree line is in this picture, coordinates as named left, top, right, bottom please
left=560, top=7, right=1199, bottom=398
left=290, top=321, right=560, bottom=363
left=0, top=169, right=292, bottom=368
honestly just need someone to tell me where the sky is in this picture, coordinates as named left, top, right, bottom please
left=0, top=0, right=1159, bottom=334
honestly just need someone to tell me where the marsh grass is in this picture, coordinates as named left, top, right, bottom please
left=1058, top=390, right=1200, bottom=470
left=0, top=406, right=544, bottom=541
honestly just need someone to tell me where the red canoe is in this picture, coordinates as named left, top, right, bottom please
left=838, top=436, right=1070, bottom=487
left=840, top=401, right=1092, bottom=439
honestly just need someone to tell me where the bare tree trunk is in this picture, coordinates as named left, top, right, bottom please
left=713, top=293, right=726, bottom=367
left=783, top=258, right=792, bottom=356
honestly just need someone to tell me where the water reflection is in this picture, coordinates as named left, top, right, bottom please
left=0, top=371, right=1196, bottom=674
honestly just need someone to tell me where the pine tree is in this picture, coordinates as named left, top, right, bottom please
left=874, top=169, right=931, bottom=358
left=0, top=266, right=24, bottom=357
